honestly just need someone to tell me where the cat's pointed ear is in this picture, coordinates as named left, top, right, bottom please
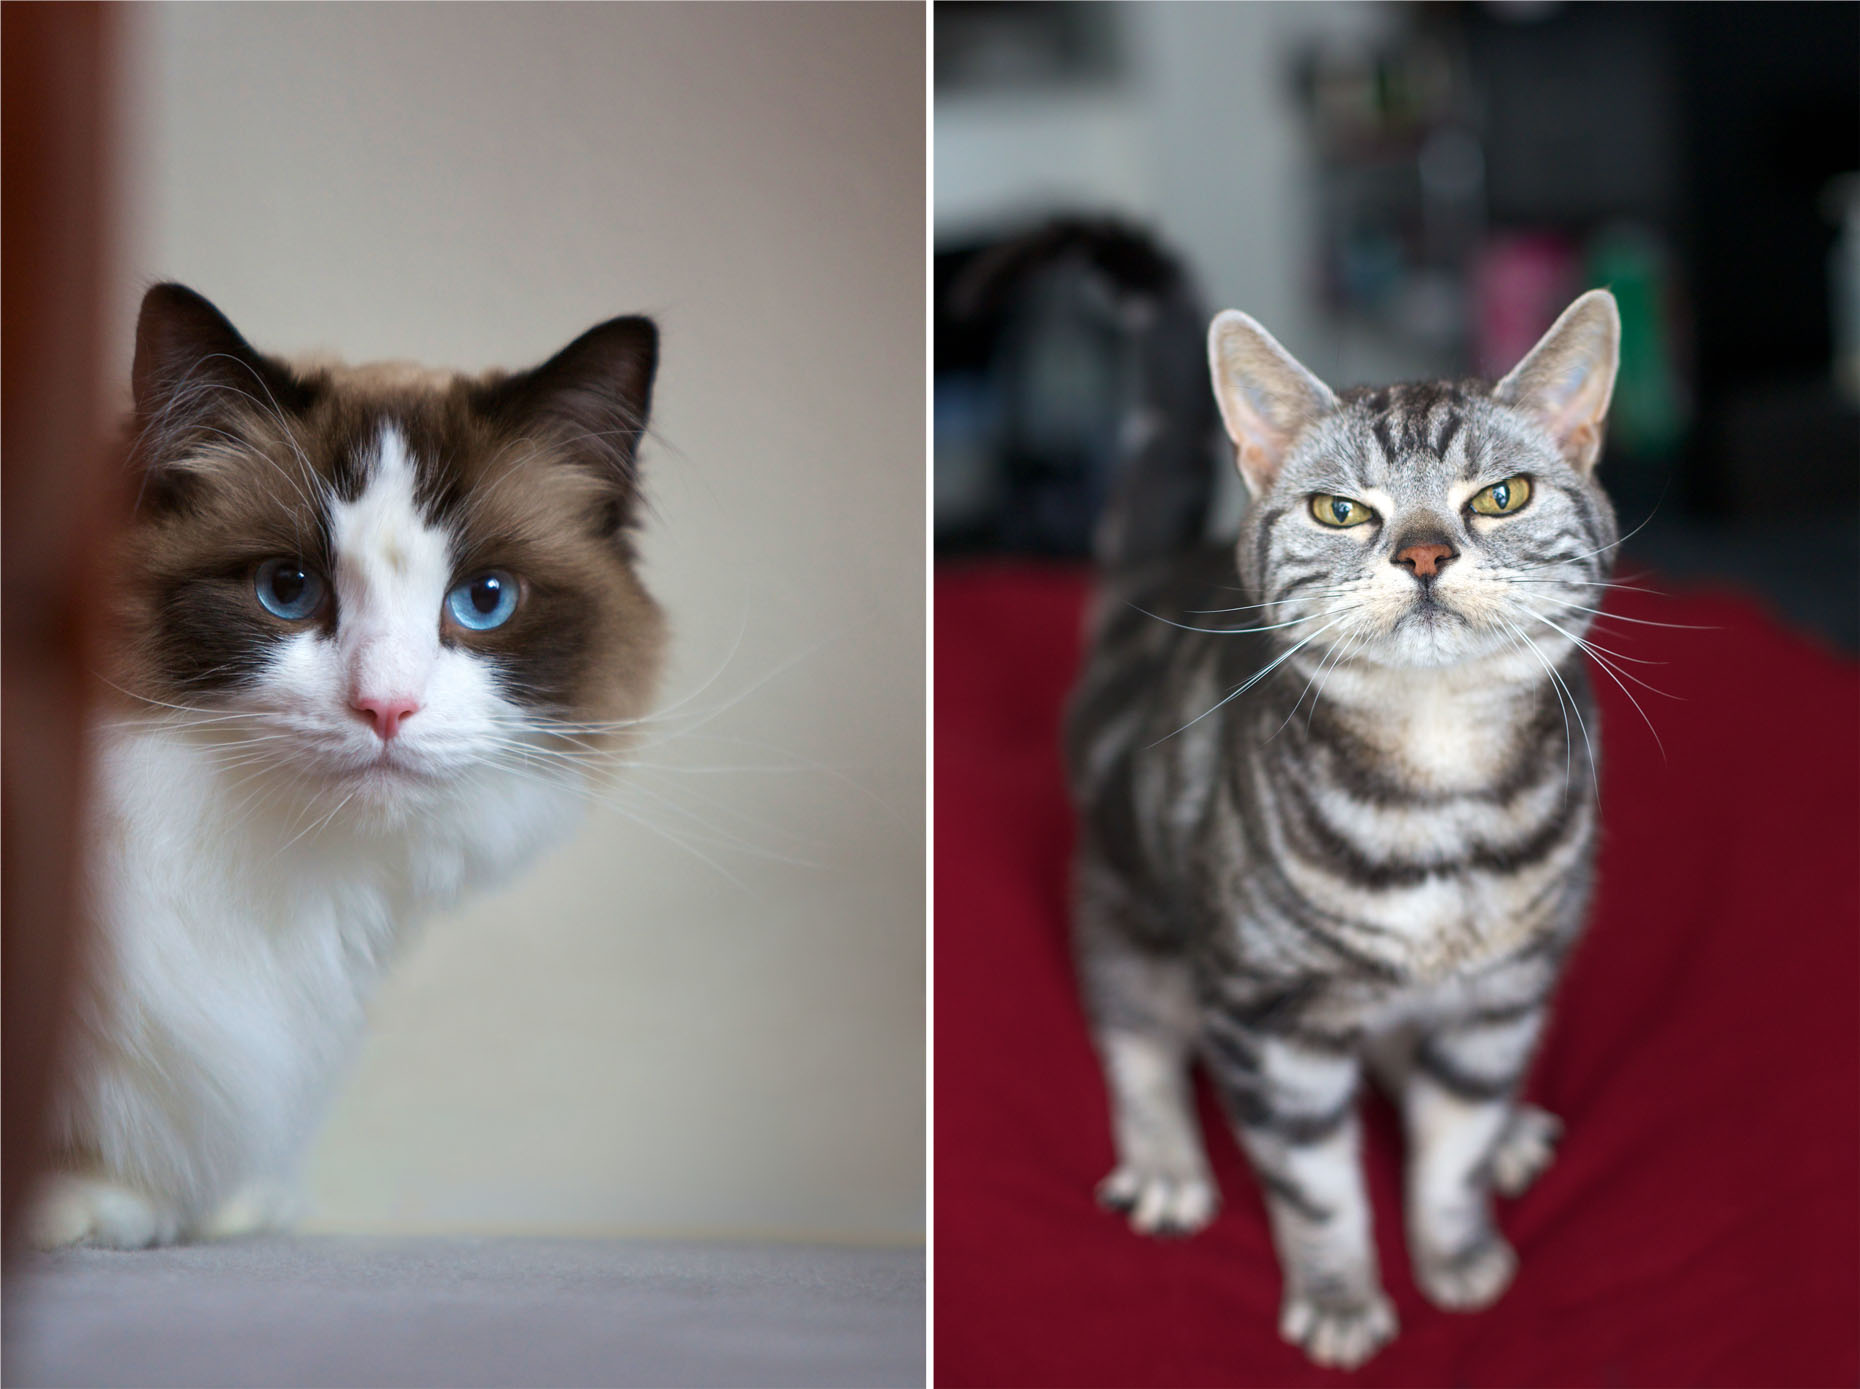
left=132, top=284, right=313, bottom=477
left=487, top=315, right=657, bottom=506
left=133, top=283, right=305, bottom=428
left=1208, top=310, right=1339, bottom=496
left=1493, top=289, right=1620, bottom=473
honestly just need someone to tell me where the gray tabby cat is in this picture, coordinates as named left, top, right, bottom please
left=1066, top=269, right=1620, bottom=1369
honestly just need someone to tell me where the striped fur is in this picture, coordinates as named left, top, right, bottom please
left=1067, top=262, right=1622, bottom=1369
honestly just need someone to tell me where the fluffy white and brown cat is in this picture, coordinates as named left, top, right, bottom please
left=32, top=284, right=665, bottom=1248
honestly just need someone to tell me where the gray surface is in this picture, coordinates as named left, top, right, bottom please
left=2, top=1236, right=924, bottom=1388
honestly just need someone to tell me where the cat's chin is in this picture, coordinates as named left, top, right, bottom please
left=1364, top=617, right=1515, bottom=672
left=308, top=754, right=456, bottom=816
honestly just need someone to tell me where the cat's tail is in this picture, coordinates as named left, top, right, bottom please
left=951, top=218, right=1222, bottom=569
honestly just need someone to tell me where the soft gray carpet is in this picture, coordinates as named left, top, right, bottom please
left=3, top=1235, right=924, bottom=1388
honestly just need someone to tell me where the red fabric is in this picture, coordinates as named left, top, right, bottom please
left=935, top=561, right=1860, bottom=1388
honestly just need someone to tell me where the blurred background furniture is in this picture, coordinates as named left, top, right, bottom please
left=935, top=0, right=1859, bottom=649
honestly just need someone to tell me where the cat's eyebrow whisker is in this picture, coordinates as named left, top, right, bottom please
left=195, top=355, right=320, bottom=479
left=455, top=437, right=563, bottom=523
left=461, top=415, right=672, bottom=534
left=159, top=417, right=324, bottom=534
left=166, top=365, right=329, bottom=523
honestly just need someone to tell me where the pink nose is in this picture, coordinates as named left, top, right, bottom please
left=352, top=695, right=421, bottom=741
left=1394, top=542, right=1457, bottom=579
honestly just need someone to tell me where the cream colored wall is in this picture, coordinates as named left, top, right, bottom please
left=117, top=2, right=925, bottom=1242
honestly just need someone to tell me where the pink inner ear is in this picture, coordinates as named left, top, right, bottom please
left=1537, top=364, right=1605, bottom=453
left=1565, top=421, right=1599, bottom=468
left=1218, top=371, right=1297, bottom=489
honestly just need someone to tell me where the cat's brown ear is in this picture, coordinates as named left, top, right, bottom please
left=132, top=284, right=312, bottom=468
left=1208, top=310, right=1338, bottom=496
left=484, top=315, right=657, bottom=535
left=134, top=288, right=312, bottom=440
left=1494, top=289, right=1620, bottom=473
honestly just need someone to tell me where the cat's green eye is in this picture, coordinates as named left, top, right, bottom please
left=1309, top=494, right=1375, bottom=529
left=1469, top=475, right=1533, bottom=517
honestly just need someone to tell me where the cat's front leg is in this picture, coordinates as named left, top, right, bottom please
left=1076, top=893, right=1218, bottom=1237
left=28, top=1171, right=185, bottom=1250
left=1207, top=1014, right=1396, bottom=1370
left=1403, top=1005, right=1550, bottom=1311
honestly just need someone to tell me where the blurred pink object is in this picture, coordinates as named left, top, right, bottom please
left=1472, top=233, right=1578, bottom=379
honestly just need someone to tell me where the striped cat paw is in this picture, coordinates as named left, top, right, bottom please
left=1491, top=1104, right=1562, bottom=1197
left=1415, top=1231, right=1517, bottom=1311
left=1280, top=1285, right=1398, bottom=1370
left=1096, top=1165, right=1218, bottom=1236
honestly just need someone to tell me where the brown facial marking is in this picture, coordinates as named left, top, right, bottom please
left=110, top=285, right=666, bottom=735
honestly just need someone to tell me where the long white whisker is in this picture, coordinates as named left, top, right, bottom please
left=1534, top=598, right=1715, bottom=631
left=1522, top=612, right=1670, bottom=760
left=1131, top=603, right=1363, bottom=637
left=1150, top=615, right=1350, bottom=746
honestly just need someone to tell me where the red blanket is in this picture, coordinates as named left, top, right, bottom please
left=935, top=562, right=1859, bottom=1388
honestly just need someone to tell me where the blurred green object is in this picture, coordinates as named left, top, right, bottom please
left=1586, top=226, right=1688, bottom=459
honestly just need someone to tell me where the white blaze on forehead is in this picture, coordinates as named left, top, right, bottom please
left=328, top=424, right=454, bottom=702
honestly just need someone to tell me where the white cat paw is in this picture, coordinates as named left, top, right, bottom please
left=200, top=1178, right=301, bottom=1240
left=1416, top=1231, right=1517, bottom=1311
left=1096, top=1164, right=1218, bottom=1237
left=1280, top=1285, right=1398, bottom=1370
left=1491, top=1104, right=1561, bottom=1198
left=28, top=1174, right=183, bottom=1250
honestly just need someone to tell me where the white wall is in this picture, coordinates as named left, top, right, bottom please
left=935, top=1, right=1394, bottom=372
left=119, top=2, right=925, bottom=1242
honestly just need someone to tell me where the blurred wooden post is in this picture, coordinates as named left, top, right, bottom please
left=2, top=1, right=123, bottom=1258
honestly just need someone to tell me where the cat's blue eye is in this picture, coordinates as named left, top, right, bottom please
left=254, top=558, right=325, bottom=621
left=445, top=572, right=518, bottom=631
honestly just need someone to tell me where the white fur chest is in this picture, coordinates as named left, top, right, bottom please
left=1344, top=667, right=1529, bottom=794
left=66, top=716, right=584, bottom=1219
